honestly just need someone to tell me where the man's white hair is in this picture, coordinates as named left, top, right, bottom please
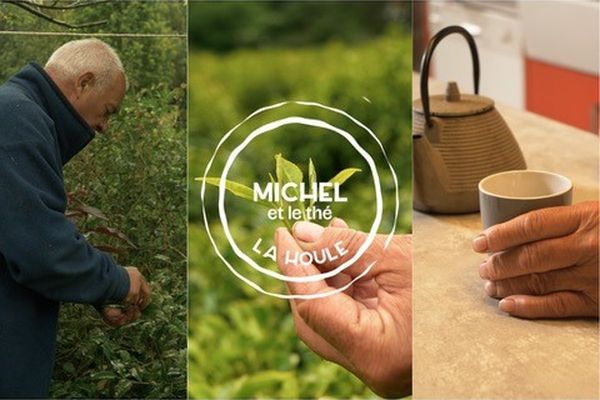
left=45, top=38, right=126, bottom=91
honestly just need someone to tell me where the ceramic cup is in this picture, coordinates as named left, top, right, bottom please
left=478, top=170, right=573, bottom=229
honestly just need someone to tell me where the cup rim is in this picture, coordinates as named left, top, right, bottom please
left=478, top=169, right=572, bottom=200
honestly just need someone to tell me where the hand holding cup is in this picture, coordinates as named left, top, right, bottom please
left=474, top=201, right=599, bottom=318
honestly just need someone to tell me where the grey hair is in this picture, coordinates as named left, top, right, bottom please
left=45, top=38, right=126, bottom=91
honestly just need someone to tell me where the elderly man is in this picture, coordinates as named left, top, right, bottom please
left=0, top=39, right=151, bottom=398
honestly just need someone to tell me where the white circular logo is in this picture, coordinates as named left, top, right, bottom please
left=199, top=101, right=399, bottom=299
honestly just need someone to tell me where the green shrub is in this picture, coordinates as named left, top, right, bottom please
left=52, top=85, right=187, bottom=399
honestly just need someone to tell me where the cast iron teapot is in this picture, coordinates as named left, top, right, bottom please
left=413, top=25, right=526, bottom=214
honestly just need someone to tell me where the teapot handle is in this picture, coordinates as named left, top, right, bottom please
left=420, top=25, right=480, bottom=128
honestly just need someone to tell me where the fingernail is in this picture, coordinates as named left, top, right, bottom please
left=472, top=234, right=488, bottom=252
left=293, top=221, right=325, bottom=242
left=499, top=298, right=516, bottom=313
left=484, top=280, right=496, bottom=297
left=479, top=260, right=489, bottom=279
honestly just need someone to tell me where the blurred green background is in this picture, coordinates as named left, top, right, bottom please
left=0, top=1, right=186, bottom=398
left=189, top=2, right=413, bottom=398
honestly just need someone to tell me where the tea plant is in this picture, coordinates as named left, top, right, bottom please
left=66, top=191, right=137, bottom=254
left=198, top=153, right=360, bottom=229
left=53, top=86, right=187, bottom=399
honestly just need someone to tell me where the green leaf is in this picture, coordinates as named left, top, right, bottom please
left=114, top=379, right=133, bottom=398
left=275, top=153, right=303, bottom=186
left=267, top=172, right=284, bottom=212
left=308, top=158, right=317, bottom=207
left=91, top=371, right=116, bottom=380
left=63, top=362, right=75, bottom=374
left=154, top=254, right=171, bottom=263
left=231, top=371, right=296, bottom=399
left=196, top=177, right=253, bottom=200
left=328, top=168, right=361, bottom=186
left=275, top=153, right=305, bottom=220
left=195, top=177, right=272, bottom=208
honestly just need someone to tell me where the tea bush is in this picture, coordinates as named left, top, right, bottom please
left=189, top=29, right=412, bottom=398
left=53, top=85, right=187, bottom=399
left=189, top=2, right=410, bottom=53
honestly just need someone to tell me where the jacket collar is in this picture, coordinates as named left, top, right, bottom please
left=10, top=63, right=95, bottom=165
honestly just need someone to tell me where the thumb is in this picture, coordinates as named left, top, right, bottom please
left=292, top=221, right=385, bottom=278
left=499, top=292, right=598, bottom=319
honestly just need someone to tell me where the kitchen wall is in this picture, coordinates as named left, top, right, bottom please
left=414, top=0, right=599, bottom=134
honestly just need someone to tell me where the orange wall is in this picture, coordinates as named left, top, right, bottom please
left=526, top=58, right=599, bottom=134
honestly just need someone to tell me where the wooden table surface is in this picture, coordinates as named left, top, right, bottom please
left=413, top=77, right=599, bottom=398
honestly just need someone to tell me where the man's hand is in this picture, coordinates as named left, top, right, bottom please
left=100, top=267, right=152, bottom=327
left=473, top=201, right=599, bottom=319
left=100, top=305, right=141, bottom=327
left=275, top=219, right=412, bottom=398
left=123, top=266, right=152, bottom=309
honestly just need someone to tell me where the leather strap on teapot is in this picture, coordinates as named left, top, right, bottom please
left=420, top=25, right=481, bottom=128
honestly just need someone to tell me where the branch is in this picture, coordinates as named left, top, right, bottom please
left=3, top=0, right=107, bottom=29
left=26, top=0, right=112, bottom=10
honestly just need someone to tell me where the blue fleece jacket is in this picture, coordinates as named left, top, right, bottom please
left=0, top=64, right=130, bottom=398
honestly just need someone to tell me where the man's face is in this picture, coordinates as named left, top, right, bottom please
left=70, top=72, right=126, bottom=133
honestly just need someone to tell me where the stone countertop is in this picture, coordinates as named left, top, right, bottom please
left=413, top=76, right=599, bottom=398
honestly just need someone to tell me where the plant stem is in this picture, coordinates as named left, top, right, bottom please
left=282, top=218, right=292, bottom=231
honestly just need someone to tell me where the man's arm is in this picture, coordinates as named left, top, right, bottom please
left=0, top=118, right=130, bottom=307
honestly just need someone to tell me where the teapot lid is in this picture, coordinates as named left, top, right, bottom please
left=413, top=81, right=494, bottom=117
